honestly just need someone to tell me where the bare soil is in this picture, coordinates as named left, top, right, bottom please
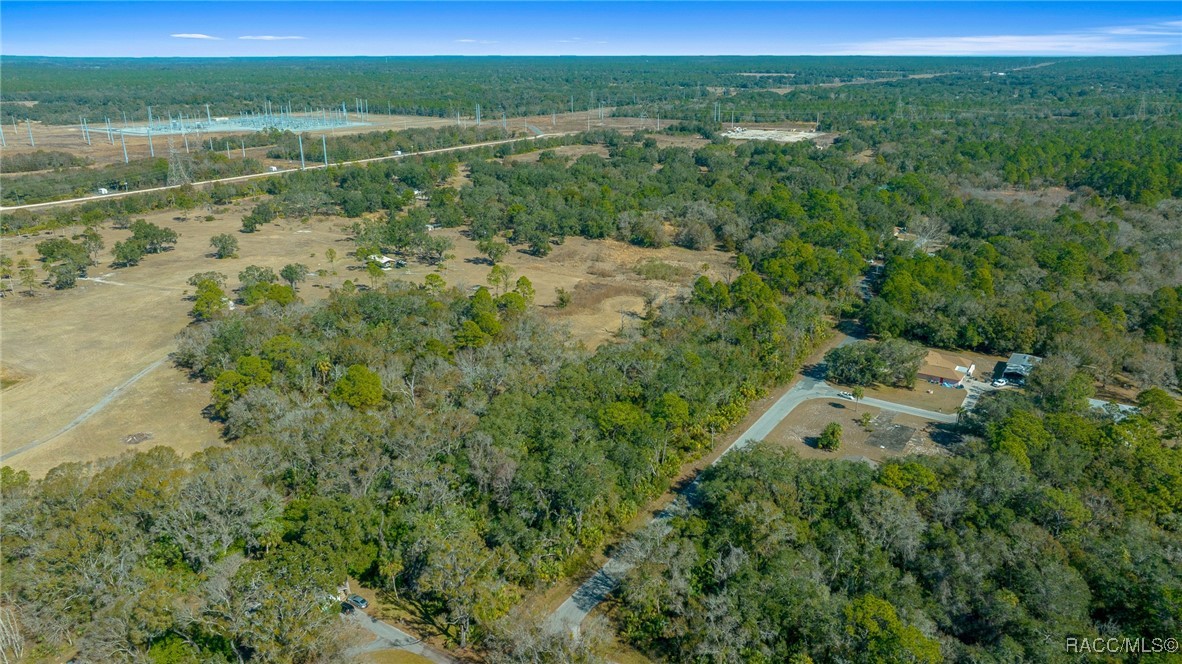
left=503, top=144, right=609, bottom=164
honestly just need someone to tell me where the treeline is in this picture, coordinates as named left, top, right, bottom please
left=1, top=271, right=826, bottom=659
left=863, top=201, right=1182, bottom=388
left=0, top=149, right=89, bottom=172
left=0, top=152, right=264, bottom=206
left=266, top=124, right=514, bottom=163
left=614, top=382, right=1182, bottom=662
left=4, top=55, right=1037, bottom=126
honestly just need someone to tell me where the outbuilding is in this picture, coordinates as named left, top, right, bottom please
left=1002, top=353, right=1042, bottom=382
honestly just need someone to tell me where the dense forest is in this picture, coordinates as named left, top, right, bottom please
left=2, top=56, right=1181, bottom=662
left=615, top=399, right=1181, bottom=662
left=3, top=56, right=1044, bottom=125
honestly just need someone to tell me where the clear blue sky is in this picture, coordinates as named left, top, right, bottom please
left=2, top=2, right=1179, bottom=57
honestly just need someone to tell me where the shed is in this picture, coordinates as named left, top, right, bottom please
left=1002, top=353, right=1042, bottom=381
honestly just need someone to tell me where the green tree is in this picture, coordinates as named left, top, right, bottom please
left=488, top=265, right=516, bottom=296
left=80, top=227, right=104, bottom=263
left=191, top=279, right=228, bottom=321
left=477, top=238, right=510, bottom=265
left=554, top=287, right=572, bottom=309
left=112, top=239, right=147, bottom=267
left=330, top=364, right=383, bottom=409
left=818, top=422, right=842, bottom=451
left=842, top=595, right=941, bottom=664
left=1136, top=387, right=1178, bottom=424
left=49, top=263, right=78, bottom=289
left=514, top=276, right=535, bottom=304
left=210, top=233, right=239, bottom=259
left=18, top=261, right=36, bottom=295
left=366, top=261, right=384, bottom=289
left=280, top=263, right=309, bottom=290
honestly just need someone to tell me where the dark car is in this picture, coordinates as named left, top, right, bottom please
left=340, top=601, right=355, bottom=615
left=347, top=594, right=368, bottom=609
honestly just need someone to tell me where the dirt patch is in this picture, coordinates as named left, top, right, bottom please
left=504, top=144, right=609, bottom=164
left=765, top=400, right=942, bottom=463
left=646, top=134, right=710, bottom=150
left=853, top=149, right=876, bottom=165
left=959, top=185, right=1073, bottom=209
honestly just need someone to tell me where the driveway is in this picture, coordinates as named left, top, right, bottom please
left=548, top=362, right=956, bottom=633
left=343, top=610, right=458, bottom=664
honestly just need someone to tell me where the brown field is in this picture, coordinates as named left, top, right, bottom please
left=764, top=399, right=943, bottom=463
left=0, top=196, right=730, bottom=476
left=859, top=381, right=968, bottom=414
left=959, top=185, right=1073, bottom=209
left=503, top=143, right=610, bottom=164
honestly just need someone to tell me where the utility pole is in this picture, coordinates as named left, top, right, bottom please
left=26, top=118, right=34, bottom=146
left=322, top=135, right=329, bottom=166
left=147, top=106, right=155, bottom=157
left=298, top=134, right=306, bottom=170
left=120, top=131, right=129, bottom=163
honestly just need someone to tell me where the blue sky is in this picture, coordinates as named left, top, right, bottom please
left=2, top=2, right=1179, bottom=57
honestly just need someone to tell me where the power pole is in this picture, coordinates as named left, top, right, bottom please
left=298, top=134, right=306, bottom=170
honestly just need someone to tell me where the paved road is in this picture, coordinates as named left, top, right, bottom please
left=344, top=610, right=457, bottom=664
left=0, top=133, right=571, bottom=213
left=548, top=361, right=957, bottom=633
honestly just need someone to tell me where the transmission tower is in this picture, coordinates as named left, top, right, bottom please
left=166, top=136, right=193, bottom=186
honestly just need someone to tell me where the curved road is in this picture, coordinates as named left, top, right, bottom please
left=344, top=610, right=457, bottom=664
left=548, top=372, right=956, bottom=633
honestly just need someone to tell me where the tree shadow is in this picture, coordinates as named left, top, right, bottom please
left=928, top=422, right=962, bottom=447
left=802, top=363, right=828, bottom=380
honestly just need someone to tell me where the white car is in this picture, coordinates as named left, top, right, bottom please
left=838, top=391, right=855, bottom=400
left=991, top=378, right=1008, bottom=387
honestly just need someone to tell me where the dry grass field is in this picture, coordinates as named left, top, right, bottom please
left=763, top=399, right=943, bottom=463
left=0, top=198, right=731, bottom=476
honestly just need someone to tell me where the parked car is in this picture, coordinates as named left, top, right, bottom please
left=991, top=378, right=1008, bottom=387
left=340, top=601, right=356, bottom=615
left=837, top=391, right=854, bottom=400
left=347, top=594, right=368, bottom=609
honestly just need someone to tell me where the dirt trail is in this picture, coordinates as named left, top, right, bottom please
left=0, top=356, right=167, bottom=462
